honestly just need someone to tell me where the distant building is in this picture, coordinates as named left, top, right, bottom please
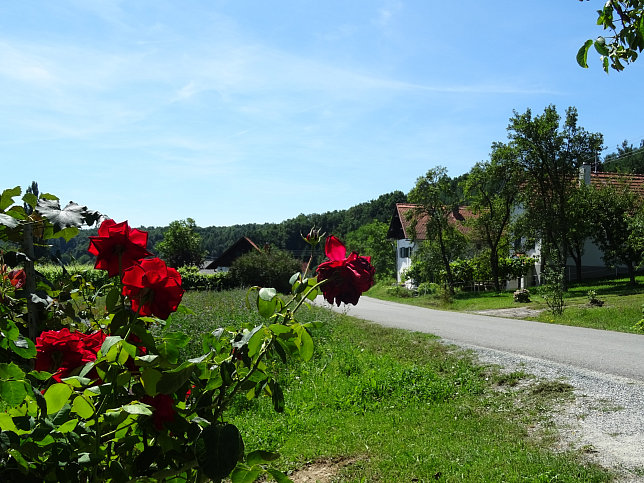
left=203, top=237, right=261, bottom=272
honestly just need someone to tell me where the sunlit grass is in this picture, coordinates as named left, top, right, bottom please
left=167, top=290, right=612, bottom=481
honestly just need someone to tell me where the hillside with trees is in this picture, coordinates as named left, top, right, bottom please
left=51, top=191, right=407, bottom=265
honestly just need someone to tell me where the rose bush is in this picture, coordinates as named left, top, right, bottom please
left=0, top=186, right=374, bottom=482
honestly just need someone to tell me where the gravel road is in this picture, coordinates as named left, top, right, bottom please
left=319, top=297, right=644, bottom=480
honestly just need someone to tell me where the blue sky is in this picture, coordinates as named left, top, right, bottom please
left=2, top=1, right=643, bottom=228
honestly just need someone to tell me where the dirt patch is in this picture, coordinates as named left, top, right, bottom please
left=471, top=307, right=546, bottom=318
left=288, top=457, right=361, bottom=483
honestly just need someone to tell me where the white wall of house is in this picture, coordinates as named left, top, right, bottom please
left=395, top=238, right=416, bottom=284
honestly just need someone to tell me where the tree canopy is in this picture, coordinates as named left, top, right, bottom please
left=155, top=218, right=206, bottom=268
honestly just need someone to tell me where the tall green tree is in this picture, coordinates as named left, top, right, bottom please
left=463, top=143, right=523, bottom=292
left=566, top=183, right=596, bottom=281
left=408, top=167, right=460, bottom=293
left=589, top=182, right=643, bottom=285
left=345, top=220, right=395, bottom=281
left=155, top=218, right=206, bottom=268
left=508, top=105, right=603, bottom=285
left=578, top=0, right=644, bottom=72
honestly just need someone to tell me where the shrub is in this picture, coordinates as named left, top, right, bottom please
left=386, top=283, right=414, bottom=298
left=229, top=248, right=301, bottom=293
left=176, top=266, right=232, bottom=291
left=586, top=289, right=604, bottom=307
left=416, top=281, right=438, bottom=296
left=513, top=289, right=531, bottom=303
left=541, top=267, right=566, bottom=315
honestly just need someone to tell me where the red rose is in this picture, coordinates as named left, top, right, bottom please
left=88, top=219, right=151, bottom=278
left=8, top=269, right=26, bottom=289
left=316, top=236, right=375, bottom=306
left=36, top=329, right=106, bottom=382
left=142, top=394, right=175, bottom=430
left=121, top=258, right=184, bottom=320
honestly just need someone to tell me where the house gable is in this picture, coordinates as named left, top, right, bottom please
left=204, top=236, right=261, bottom=270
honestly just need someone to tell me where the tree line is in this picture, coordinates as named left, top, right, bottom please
left=49, top=191, right=407, bottom=268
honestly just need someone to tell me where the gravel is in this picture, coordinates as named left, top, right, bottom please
left=450, top=341, right=644, bottom=481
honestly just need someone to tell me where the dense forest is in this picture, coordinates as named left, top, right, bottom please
left=52, top=190, right=407, bottom=264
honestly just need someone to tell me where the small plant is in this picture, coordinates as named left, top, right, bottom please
left=541, top=267, right=565, bottom=316
left=586, top=289, right=604, bottom=307
left=513, top=288, right=531, bottom=303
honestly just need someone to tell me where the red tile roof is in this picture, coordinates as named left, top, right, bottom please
left=591, top=172, right=644, bottom=197
left=387, top=203, right=477, bottom=240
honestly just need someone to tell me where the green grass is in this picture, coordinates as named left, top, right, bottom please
left=168, top=290, right=612, bottom=482
left=368, top=276, right=644, bottom=333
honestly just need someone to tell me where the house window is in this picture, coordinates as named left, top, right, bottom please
left=399, top=247, right=411, bottom=258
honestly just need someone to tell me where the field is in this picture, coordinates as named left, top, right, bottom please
left=167, top=290, right=612, bottom=481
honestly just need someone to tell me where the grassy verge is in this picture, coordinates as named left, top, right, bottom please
left=368, top=276, right=644, bottom=333
left=168, top=290, right=611, bottom=482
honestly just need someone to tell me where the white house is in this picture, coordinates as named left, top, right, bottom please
left=388, top=166, right=644, bottom=288
left=386, top=203, right=477, bottom=286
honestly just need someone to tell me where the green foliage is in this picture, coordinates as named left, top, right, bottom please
left=539, top=267, right=566, bottom=315
left=155, top=218, right=206, bottom=268
left=603, top=140, right=644, bottom=174
left=345, top=220, right=395, bottom=281
left=509, top=105, right=603, bottom=274
left=463, top=145, right=523, bottom=291
left=385, top=284, right=415, bottom=298
left=0, top=186, right=331, bottom=482
left=176, top=266, right=232, bottom=291
left=577, top=0, right=644, bottom=72
left=588, top=180, right=643, bottom=284
left=229, top=248, right=302, bottom=294
left=408, top=166, right=464, bottom=292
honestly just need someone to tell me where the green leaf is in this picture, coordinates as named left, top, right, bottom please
left=56, top=418, right=79, bottom=434
left=105, top=287, right=121, bottom=312
left=231, top=465, right=262, bottom=483
left=257, top=288, right=278, bottom=318
left=141, top=368, right=162, bottom=396
left=247, top=327, right=266, bottom=358
left=294, top=325, right=314, bottom=362
left=44, top=383, right=73, bottom=415
left=158, top=332, right=191, bottom=364
left=195, top=424, right=244, bottom=481
left=10, top=336, right=36, bottom=359
left=0, top=413, right=18, bottom=432
left=44, top=226, right=79, bottom=242
left=156, top=366, right=193, bottom=394
left=0, top=186, right=20, bottom=211
left=246, top=450, right=280, bottom=466
left=122, top=402, right=153, bottom=416
left=594, top=36, right=609, bottom=56
left=21, top=192, right=37, bottom=209
left=0, top=362, right=26, bottom=380
left=0, top=380, right=28, bottom=407
left=577, top=39, right=593, bottom=68
left=100, top=336, right=123, bottom=355
left=289, top=272, right=300, bottom=287
left=266, top=468, right=294, bottom=483
left=269, top=380, right=285, bottom=413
